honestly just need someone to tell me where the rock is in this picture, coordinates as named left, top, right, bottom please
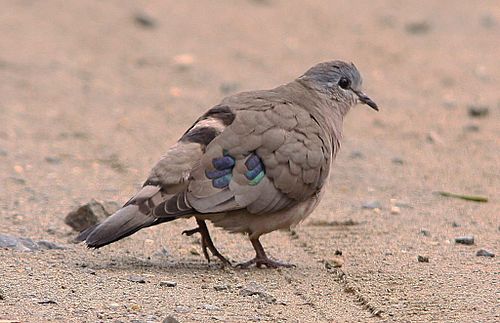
left=160, top=281, right=177, bottom=287
left=37, top=240, right=66, bottom=250
left=174, top=305, right=190, bottom=313
left=362, top=200, right=382, bottom=209
left=0, top=287, right=4, bottom=300
left=451, top=221, right=461, bottom=228
left=163, top=315, right=180, bottom=323
left=65, top=199, right=117, bottom=231
left=391, top=157, right=404, bottom=165
left=467, top=105, right=489, bottom=118
left=0, top=148, right=7, bottom=156
left=324, top=257, right=343, bottom=269
left=390, top=206, right=401, bottom=215
left=334, top=250, right=342, bottom=256
left=426, top=131, right=443, bottom=144
left=128, top=275, right=146, bottom=283
left=173, top=54, right=195, bottom=71
left=108, top=302, right=121, bottom=310
left=419, top=229, right=431, bottom=237
left=153, top=247, right=170, bottom=258
left=417, top=255, right=429, bottom=263
left=213, top=284, right=229, bottom=291
left=476, top=249, right=495, bottom=257
left=239, top=282, right=276, bottom=304
left=455, top=235, right=474, bottom=245
left=38, top=299, right=57, bottom=305
left=44, top=156, right=61, bottom=164
left=405, top=21, right=431, bottom=35
left=0, top=234, right=42, bottom=252
left=134, top=12, right=157, bottom=29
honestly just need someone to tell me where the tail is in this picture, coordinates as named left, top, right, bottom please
left=76, top=185, right=181, bottom=248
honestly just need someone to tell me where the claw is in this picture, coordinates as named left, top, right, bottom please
left=182, top=219, right=232, bottom=266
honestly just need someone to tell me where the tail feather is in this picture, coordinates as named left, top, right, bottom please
left=76, top=184, right=196, bottom=249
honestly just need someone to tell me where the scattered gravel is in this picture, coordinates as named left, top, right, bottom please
left=239, top=282, right=276, bottom=304
left=0, top=234, right=66, bottom=251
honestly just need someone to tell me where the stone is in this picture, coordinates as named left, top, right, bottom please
left=65, top=199, right=116, bottom=231
left=417, top=255, right=429, bottom=263
left=128, top=275, right=146, bottom=283
left=163, top=315, right=180, bottom=323
left=37, top=240, right=66, bottom=250
left=134, top=12, right=157, bottom=28
left=476, top=249, right=494, bottom=257
left=239, top=282, right=276, bottom=304
left=362, top=200, right=382, bottom=209
left=455, top=235, right=474, bottom=245
left=467, top=105, right=489, bottom=118
left=160, top=281, right=177, bottom=287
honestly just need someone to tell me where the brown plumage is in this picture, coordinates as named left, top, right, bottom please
left=77, top=60, right=378, bottom=268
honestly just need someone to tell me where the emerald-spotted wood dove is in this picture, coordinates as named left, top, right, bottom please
left=77, top=61, right=378, bottom=268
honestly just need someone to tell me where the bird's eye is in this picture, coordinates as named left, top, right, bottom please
left=338, top=77, right=351, bottom=89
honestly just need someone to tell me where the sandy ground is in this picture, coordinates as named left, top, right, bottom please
left=0, top=1, right=499, bottom=322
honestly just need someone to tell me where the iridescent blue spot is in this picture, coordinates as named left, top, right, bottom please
left=245, top=163, right=263, bottom=180
left=212, top=174, right=232, bottom=188
left=245, top=154, right=261, bottom=170
left=206, top=168, right=232, bottom=179
left=212, top=155, right=235, bottom=170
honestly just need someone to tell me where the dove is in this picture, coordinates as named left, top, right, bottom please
left=77, top=60, right=378, bottom=268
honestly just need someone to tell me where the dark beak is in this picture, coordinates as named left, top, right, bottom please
left=354, top=90, right=379, bottom=111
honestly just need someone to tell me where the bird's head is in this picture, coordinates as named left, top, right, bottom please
left=300, top=60, right=378, bottom=112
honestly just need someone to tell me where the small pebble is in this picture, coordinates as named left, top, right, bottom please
left=455, top=235, right=474, bottom=245
left=213, top=284, right=229, bottom=291
left=391, top=157, right=404, bottom=165
left=128, top=275, right=146, bottom=283
left=160, top=281, right=177, bottom=287
left=45, top=156, right=61, bottom=164
left=0, top=148, right=7, bottom=156
left=163, top=315, right=180, bottom=323
left=202, top=304, right=221, bottom=311
left=417, top=255, right=429, bottom=263
left=426, top=131, right=443, bottom=144
left=173, top=54, right=195, bottom=70
left=476, top=249, right=495, bottom=257
left=390, top=206, right=401, bottom=215
left=362, top=200, right=382, bottom=209
left=324, top=257, right=343, bottom=269
left=134, top=12, right=157, bottom=28
left=467, top=105, right=489, bottom=118
left=405, top=21, right=431, bottom=34
left=175, top=305, right=190, bottom=313
left=419, top=229, right=431, bottom=237
left=108, top=302, right=121, bottom=310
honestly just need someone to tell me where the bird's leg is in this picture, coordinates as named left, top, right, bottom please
left=236, top=237, right=295, bottom=269
left=182, top=219, right=231, bottom=266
